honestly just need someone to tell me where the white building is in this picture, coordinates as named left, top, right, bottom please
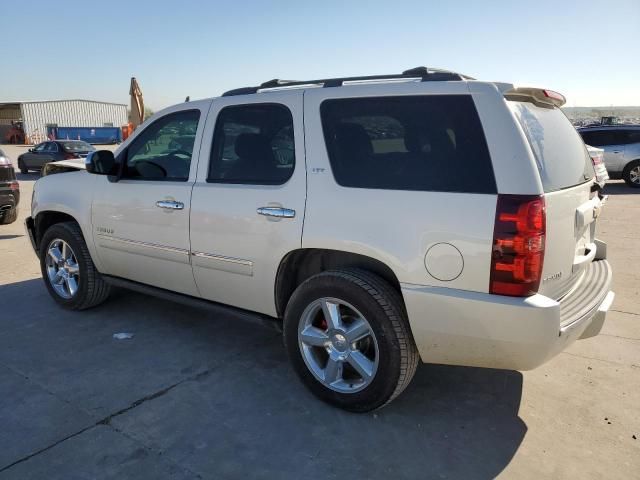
left=0, top=99, right=127, bottom=144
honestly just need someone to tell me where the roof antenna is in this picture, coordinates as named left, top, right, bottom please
left=185, top=96, right=190, bottom=102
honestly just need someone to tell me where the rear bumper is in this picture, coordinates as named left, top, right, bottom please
left=0, top=191, right=17, bottom=209
left=402, top=259, right=614, bottom=371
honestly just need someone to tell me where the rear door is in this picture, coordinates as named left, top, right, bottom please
left=190, top=92, right=305, bottom=316
left=509, top=102, right=600, bottom=300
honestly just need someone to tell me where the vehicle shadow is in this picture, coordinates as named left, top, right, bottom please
left=0, top=279, right=526, bottom=479
left=0, top=234, right=23, bottom=240
left=603, top=180, right=640, bottom=195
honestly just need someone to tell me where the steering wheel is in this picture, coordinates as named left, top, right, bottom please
left=134, top=160, right=167, bottom=178
left=168, top=149, right=191, bottom=159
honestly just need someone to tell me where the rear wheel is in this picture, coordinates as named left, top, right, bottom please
left=39, top=221, right=111, bottom=310
left=623, top=160, right=640, bottom=188
left=283, top=269, right=419, bottom=412
left=0, top=207, right=17, bottom=225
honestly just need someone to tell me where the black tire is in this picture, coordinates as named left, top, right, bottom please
left=0, top=207, right=18, bottom=225
left=283, top=268, right=419, bottom=412
left=18, top=159, right=28, bottom=174
left=622, top=160, right=640, bottom=188
left=39, top=221, right=111, bottom=310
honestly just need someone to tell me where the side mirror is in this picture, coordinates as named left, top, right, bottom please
left=85, top=150, right=117, bottom=176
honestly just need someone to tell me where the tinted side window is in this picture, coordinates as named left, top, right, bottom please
left=122, top=110, right=200, bottom=181
left=208, top=104, right=295, bottom=185
left=580, top=130, right=618, bottom=147
left=320, top=95, right=496, bottom=194
left=619, top=130, right=640, bottom=145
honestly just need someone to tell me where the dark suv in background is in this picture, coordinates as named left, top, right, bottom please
left=578, top=125, right=640, bottom=187
left=0, top=148, right=19, bottom=225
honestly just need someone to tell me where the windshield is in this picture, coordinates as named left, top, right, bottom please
left=62, top=141, right=95, bottom=152
left=509, top=102, right=594, bottom=192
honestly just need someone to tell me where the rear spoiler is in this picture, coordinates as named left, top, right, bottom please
left=501, top=86, right=567, bottom=108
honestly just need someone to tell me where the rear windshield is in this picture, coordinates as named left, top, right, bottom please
left=62, top=141, right=95, bottom=152
left=320, top=95, right=496, bottom=194
left=509, top=102, right=594, bottom=192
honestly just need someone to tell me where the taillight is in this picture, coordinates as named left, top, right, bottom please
left=9, top=181, right=19, bottom=191
left=64, top=153, right=79, bottom=160
left=490, top=195, right=546, bottom=296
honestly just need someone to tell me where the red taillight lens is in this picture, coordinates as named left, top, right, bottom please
left=9, top=181, right=19, bottom=191
left=64, top=153, right=79, bottom=160
left=542, top=89, right=566, bottom=103
left=490, top=195, right=545, bottom=296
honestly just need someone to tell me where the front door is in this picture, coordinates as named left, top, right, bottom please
left=190, top=93, right=306, bottom=316
left=91, top=104, right=209, bottom=296
left=23, top=142, right=48, bottom=169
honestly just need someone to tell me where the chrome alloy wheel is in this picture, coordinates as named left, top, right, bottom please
left=298, top=297, right=379, bottom=393
left=45, top=239, right=80, bottom=299
left=630, top=165, right=640, bottom=185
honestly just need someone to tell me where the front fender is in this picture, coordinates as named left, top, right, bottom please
left=32, top=171, right=104, bottom=271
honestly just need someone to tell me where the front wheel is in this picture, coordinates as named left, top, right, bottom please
left=39, top=221, right=111, bottom=310
left=623, top=160, right=640, bottom=188
left=283, top=269, right=419, bottom=412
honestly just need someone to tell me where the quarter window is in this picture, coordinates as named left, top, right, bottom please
left=208, top=104, right=295, bottom=185
left=122, top=110, right=200, bottom=181
left=320, top=95, right=496, bottom=193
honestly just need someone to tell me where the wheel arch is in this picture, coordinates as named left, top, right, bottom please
left=274, top=248, right=403, bottom=318
left=34, top=210, right=78, bottom=247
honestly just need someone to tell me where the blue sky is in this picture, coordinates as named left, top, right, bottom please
left=3, top=0, right=638, bottom=109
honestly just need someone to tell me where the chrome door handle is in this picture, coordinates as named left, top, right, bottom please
left=257, top=206, right=296, bottom=218
left=156, top=200, right=184, bottom=210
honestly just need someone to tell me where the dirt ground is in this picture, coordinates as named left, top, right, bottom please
left=0, top=143, right=638, bottom=479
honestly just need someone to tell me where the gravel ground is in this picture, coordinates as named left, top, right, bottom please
left=0, top=144, right=638, bottom=479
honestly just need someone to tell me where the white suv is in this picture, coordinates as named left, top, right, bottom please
left=26, top=67, right=614, bottom=411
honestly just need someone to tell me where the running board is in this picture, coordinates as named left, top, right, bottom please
left=102, top=275, right=281, bottom=331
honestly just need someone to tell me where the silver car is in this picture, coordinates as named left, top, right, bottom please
left=578, top=125, right=640, bottom=187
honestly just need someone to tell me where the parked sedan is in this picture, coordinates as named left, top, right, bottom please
left=0, top=148, right=19, bottom=225
left=17, top=140, right=95, bottom=174
left=578, top=125, right=640, bottom=187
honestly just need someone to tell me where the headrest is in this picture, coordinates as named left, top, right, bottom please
left=235, top=133, right=272, bottom=160
left=334, top=123, right=373, bottom=158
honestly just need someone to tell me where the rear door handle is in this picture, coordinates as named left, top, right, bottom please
left=257, top=206, right=296, bottom=218
left=156, top=200, right=184, bottom=210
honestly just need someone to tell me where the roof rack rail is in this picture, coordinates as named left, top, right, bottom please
left=222, top=66, right=474, bottom=97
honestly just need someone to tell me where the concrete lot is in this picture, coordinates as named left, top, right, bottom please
left=0, top=143, right=638, bottom=479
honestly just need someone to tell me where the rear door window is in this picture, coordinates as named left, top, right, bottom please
left=208, top=103, right=295, bottom=185
left=320, top=95, right=496, bottom=194
left=509, top=102, right=594, bottom=192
